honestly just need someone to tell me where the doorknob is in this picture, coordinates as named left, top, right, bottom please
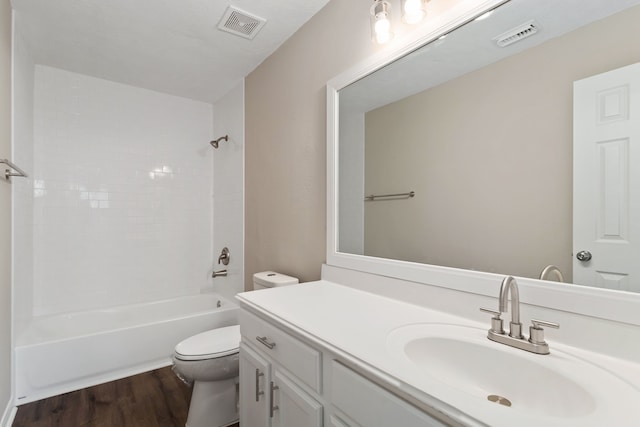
left=576, top=250, right=592, bottom=262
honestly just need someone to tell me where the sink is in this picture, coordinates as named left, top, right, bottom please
left=386, top=323, right=639, bottom=424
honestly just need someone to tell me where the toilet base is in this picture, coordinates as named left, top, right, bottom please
left=186, top=377, right=239, bottom=427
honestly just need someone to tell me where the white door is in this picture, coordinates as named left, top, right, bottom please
left=573, top=63, right=640, bottom=291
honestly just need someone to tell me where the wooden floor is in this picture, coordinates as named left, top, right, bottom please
left=12, top=367, right=240, bottom=427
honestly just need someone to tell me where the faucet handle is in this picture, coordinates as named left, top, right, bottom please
left=217, top=247, right=230, bottom=265
left=480, top=307, right=501, bottom=316
left=480, top=308, right=504, bottom=334
left=529, top=319, right=559, bottom=345
left=531, top=319, right=559, bottom=329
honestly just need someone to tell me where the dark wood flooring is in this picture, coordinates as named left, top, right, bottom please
left=12, top=367, right=240, bottom=427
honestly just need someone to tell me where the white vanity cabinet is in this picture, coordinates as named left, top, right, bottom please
left=271, top=369, right=323, bottom=427
left=330, top=362, right=448, bottom=427
left=239, top=309, right=323, bottom=427
left=239, top=343, right=271, bottom=427
left=239, top=307, right=451, bottom=427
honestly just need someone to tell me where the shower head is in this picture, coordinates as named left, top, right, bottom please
left=210, top=135, right=228, bottom=148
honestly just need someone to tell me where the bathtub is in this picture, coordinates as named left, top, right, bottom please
left=15, top=293, right=239, bottom=405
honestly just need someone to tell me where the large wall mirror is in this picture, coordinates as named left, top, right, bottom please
left=328, top=0, right=640, bottom=320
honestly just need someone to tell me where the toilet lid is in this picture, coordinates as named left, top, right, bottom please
left=174, top=325, right=240, bottom=361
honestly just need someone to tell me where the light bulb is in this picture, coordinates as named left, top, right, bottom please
left=374, top=15, right=392, bottom=43
left=370, top=0, right=394, bottom=44
left=403, top=0, right=425, bottom=24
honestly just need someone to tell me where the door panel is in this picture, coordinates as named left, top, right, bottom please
left=573, top=63, right=640, bottom=291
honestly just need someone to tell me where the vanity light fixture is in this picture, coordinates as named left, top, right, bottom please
left=370, top=0, right=394, bottom=44
left=401, top=0, right=429, bottom=25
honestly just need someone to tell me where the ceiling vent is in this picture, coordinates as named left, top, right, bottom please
left=493, top=20, right=540, bottom=47
left=217, top=6, right=266, bottom=40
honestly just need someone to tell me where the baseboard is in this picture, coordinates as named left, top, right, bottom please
left=0, top=400, right=16, bottom=427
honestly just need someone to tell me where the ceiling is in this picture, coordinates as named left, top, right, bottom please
left=341, top=0, right=640, bottom=113
left=11, top=0, right=331, bottom=103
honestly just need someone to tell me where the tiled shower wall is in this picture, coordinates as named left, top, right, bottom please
left=212, top=83, right=244, bottom=301
left=29, top=66, right=214, bottom=316
left=12, top=25, right=35, bottom=334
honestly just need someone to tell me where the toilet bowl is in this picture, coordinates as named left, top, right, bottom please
left=172, top=325, right=241, bottom=427
left=172, top=271, right=299, bottom=427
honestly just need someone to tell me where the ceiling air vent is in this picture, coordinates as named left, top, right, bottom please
left=493, top=20, right=540, bottom=47
left=217, top=6, right=266, bottom=40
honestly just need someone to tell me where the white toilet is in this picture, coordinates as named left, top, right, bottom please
left=172, top=271, right=299, bottom=427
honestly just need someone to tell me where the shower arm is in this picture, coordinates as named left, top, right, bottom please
left=210, top=135, right=228, bottom=148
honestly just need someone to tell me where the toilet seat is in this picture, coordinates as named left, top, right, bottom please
left=174, top=325, right=240, bottom=361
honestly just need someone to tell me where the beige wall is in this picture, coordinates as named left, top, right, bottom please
left=244, top=0, right=380, bottom=289
left=1, top=0, right=13, bottom=416
left=364, top=6, right=640, bottom=281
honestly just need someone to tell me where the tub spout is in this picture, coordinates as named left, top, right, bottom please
left=212, top=269, right=227, bottom=278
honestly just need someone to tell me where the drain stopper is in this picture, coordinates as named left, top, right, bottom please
left=487, top=395, right=512, bottom=407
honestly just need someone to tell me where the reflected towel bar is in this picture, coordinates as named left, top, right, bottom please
left=365, top=191, right=415, bottom=201
left=1, top=159, right=28, bottom=182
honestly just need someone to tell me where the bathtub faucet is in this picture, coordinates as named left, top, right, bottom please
left=217, top=247, right=230, bottom=265
left=212, top=269, right=227, bottom=278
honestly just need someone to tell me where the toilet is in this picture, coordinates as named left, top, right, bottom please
left=172, top=271, right=299, bottom=427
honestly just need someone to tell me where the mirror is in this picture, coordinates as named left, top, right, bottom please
left=335, top=0, right=640, bottom=293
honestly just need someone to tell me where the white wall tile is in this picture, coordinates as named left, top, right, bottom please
left=30, top=66, right=214, bottom=316
left=12, top=28, right=35, bottom=336
left=211, top=82, right=244, bottom=300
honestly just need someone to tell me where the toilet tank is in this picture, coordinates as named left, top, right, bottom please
left=253, top=271, right=299, bottom=290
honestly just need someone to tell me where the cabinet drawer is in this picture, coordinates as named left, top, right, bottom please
left=241, top=310, right=322, bottom=393
left=331, top=361, right=447, bottom=427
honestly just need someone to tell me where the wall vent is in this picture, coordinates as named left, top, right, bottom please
left=493, top=20, right=540, bottom=47
left=217, top=6, right=266, bottom=40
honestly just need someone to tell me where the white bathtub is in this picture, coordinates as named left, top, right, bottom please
left=15, top=293, right=239, bottom=405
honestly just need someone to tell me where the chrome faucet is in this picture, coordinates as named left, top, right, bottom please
left=499, top=276, right=523, bottom=339
left=481, top=276, right=559, bottom=355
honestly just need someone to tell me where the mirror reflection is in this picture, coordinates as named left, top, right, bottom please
left=338, top=0, right=640, bottom=292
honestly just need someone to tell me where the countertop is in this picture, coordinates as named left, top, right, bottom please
left=236, top=280, right=640, bottom=427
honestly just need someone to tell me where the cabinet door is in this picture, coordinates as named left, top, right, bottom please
left=331, top=362, right=447, bottom=427
left=240, top=343, right=271, bottom=427
left=272, top=369, right=323, bottom=427
left=328, top=415, right=352, bottom=427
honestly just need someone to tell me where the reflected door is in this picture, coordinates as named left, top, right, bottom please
left=573, top=63, right=640, bottom=291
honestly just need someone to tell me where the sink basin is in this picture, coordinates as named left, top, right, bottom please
left=386, top=323, right=639, bottom=424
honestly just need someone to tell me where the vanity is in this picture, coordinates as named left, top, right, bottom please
left=237, top=270, right=640, bottom=427
left=238, top=0, right=640, bottom=425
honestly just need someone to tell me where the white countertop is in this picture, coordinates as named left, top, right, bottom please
left=237, top=280, right=640, bottom=427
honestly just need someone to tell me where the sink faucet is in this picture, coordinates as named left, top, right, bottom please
left=499, top=276, right=523, bottom=339
left=539, top=265, right=564, bottom=282
left=481, top=276, right=559, bottom=355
